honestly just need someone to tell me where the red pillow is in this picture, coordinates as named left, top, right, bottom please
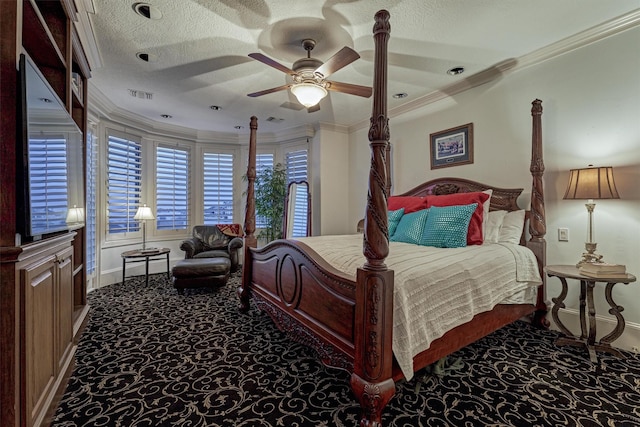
left=425, top=192, right=490, bottom=245
left=388, top=196, right=428, bottom=214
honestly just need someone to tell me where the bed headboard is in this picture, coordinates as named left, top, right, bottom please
left=397, top=177, right=523, bottom=212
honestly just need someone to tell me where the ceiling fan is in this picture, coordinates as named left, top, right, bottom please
left=247, top=39, right=372, bottom=112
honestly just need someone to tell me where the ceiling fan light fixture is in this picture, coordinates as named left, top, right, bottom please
left=290, top=83, right=327, bottom=108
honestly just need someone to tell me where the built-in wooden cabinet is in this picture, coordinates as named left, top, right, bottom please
left=0, top=1, right=91, bottom=426
left=19, top=235, right=75, bottom=427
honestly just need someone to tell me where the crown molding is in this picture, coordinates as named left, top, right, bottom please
left=89, top=84, right=314, bottom=144
left=517, top=8, right=640, bottom=70
left=349, top=8, right=640, bottom=133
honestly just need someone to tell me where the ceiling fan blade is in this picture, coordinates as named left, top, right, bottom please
left=247, top=84, right=291, bottom=97
left=307, top=104, right=320, bottom=113
left=325, top=81, right=373, bottom=98
left=313, top=47, right=360, bottom=78
left=248, top=53, right=296, bottom=75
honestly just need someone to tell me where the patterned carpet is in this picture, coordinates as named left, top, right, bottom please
left=52, top=272, right=640, bottom=426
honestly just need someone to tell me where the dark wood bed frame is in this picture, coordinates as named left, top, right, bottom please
left=238, top=10, right=547, bottom=426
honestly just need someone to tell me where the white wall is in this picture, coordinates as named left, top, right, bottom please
left=348, top=26, right=640, bottom=349
left=313, top=124, right=352, bottom=235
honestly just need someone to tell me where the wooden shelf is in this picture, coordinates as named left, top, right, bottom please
left=3, top=1, right=92, bottom=426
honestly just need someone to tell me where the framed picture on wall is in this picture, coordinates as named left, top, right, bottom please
left=429, top=123, right=474, bottom=169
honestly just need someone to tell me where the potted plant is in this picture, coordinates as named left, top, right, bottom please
left=253, top=163, right=287, bottom=243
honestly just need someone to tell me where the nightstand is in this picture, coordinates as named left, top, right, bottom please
left=545, top=265, right=636, bottom=362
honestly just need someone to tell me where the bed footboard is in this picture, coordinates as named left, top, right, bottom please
left=246, top=240, right=357, bottom=371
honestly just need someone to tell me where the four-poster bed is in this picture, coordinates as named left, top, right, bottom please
left=238, top=9, right=548, bottom=426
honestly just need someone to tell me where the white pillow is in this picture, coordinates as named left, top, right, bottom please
left=482, top=189, right=492, bottom=241
left=498, top=210, right=526, bottom=244
left=484, top=210, right=507, bottom=244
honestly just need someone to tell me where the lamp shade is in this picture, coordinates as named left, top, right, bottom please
left=290, top=83, right=328, bottom=108
left=563, top=167, right=620, bottom=200
left=134, top=204, right=155, bottom=220
left=66, top=205, right=85, bottom=224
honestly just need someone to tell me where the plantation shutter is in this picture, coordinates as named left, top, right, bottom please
left=107, top=134, right=142, bottom=234
left=203, top=152, right=234, bottom=224
left=156, top=146, right=189, bottom=230
left=28, top=135, right=68, bottom=234
left=86, top=129, right=97, bottom=274
left=286, top=149, right=308, bottom=183
left=285, top=149, right=308, bottom=237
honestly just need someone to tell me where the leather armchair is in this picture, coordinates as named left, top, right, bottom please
left=180, top=225, right=243, bottom=272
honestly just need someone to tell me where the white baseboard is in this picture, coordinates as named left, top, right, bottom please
left=94, top=257, right=178, bottom=290
left=550, top=308, right=640, bottom=354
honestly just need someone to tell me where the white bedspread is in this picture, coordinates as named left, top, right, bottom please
left=294, top=234, right=542, bottom=380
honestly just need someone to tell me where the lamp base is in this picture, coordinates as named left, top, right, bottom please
left=576, top=242, right=604, bottom=267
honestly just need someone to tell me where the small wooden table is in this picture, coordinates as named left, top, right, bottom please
left=121, top=248, right=171, bottom=286
left=545, top=265, right=636, bottom=362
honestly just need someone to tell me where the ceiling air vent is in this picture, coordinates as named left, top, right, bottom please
left=128, top=89, right=153, bottom=100
left=266, top=117, right=284, bottom=123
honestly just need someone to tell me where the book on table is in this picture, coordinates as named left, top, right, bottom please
left=579, top=263, right=626, bottom=274
left=579, top=270, right=629, bottom=279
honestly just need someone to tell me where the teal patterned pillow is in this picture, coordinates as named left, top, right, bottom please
left=388, top=208, right=405, bottom=237
left=422, top=203, right=477, bottom=248
left=390, top=209, right=429, bottom=245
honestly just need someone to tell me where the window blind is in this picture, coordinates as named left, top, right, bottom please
left=285, top=149, right=308, bottom=237
left=107, top=134, right=142, bottom=234
left=86, top=129, right=97, bottom=274
left=28, top=136, right=68, bottom=234
left=203, top=152, right=234, bottom=224
left=156, top=146, right=189, bottom=230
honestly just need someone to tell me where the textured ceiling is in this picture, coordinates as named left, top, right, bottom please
left=81, top=0, right=640, bottom=135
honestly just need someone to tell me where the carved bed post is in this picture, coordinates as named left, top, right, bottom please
left=351, top=10, right=396, bottom=427
left=385, top=142, right=392, bottom=198
left=527, top=99, right=548, bottom=327
left=238, top=116, right=258, bottom=311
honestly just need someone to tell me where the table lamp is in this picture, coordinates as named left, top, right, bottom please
left=563, top=166, right=619, bottom=266
left=134, top=204, right=155, bottom=250
left=65, top=205, right=85, bottom=225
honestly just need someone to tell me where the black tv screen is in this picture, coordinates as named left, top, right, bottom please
left=17, top=53, right=84, bottom=241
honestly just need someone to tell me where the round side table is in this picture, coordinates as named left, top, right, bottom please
left=545, top=264, right=636, bottom=362
left=121, top=247, right=171, bottom=286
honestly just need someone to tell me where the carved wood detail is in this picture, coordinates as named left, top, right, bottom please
left=239, top=116, right=258, bottom=312
left=253, top=294, right=353, bottom=371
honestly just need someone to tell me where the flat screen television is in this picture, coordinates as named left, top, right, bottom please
left=17, top=53, right=84, bottom=242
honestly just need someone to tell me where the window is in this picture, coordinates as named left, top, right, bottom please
left=285, top=149, right=308, bottom=237
left=203, top=152, right=234, bottom=224
left=107, top=133, right=142, bottom=234
left=86, top=128, right=97, bottom=275
left=156, top=146, right=189, bottom=230
left=286, top=149, right=308, bottom=183
left=255, top=153, right=274, bottom=228
left=28, top=135, right=68, bottom=234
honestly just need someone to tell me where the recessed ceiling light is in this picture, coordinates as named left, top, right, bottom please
left=392, top=93, right=408, bottom=99
left=133, top=3, right=162, bottom=20
left=161, top=114, right=172, bottom=119
left=447, top=66, right=465, bottom=76
left=234, top=125, right=244, bottom=129
left=39, top=97, right=53, bottom=103
left=136, top=52, right=158, bottom=63
left=210, top=105, right=221, bottom=111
